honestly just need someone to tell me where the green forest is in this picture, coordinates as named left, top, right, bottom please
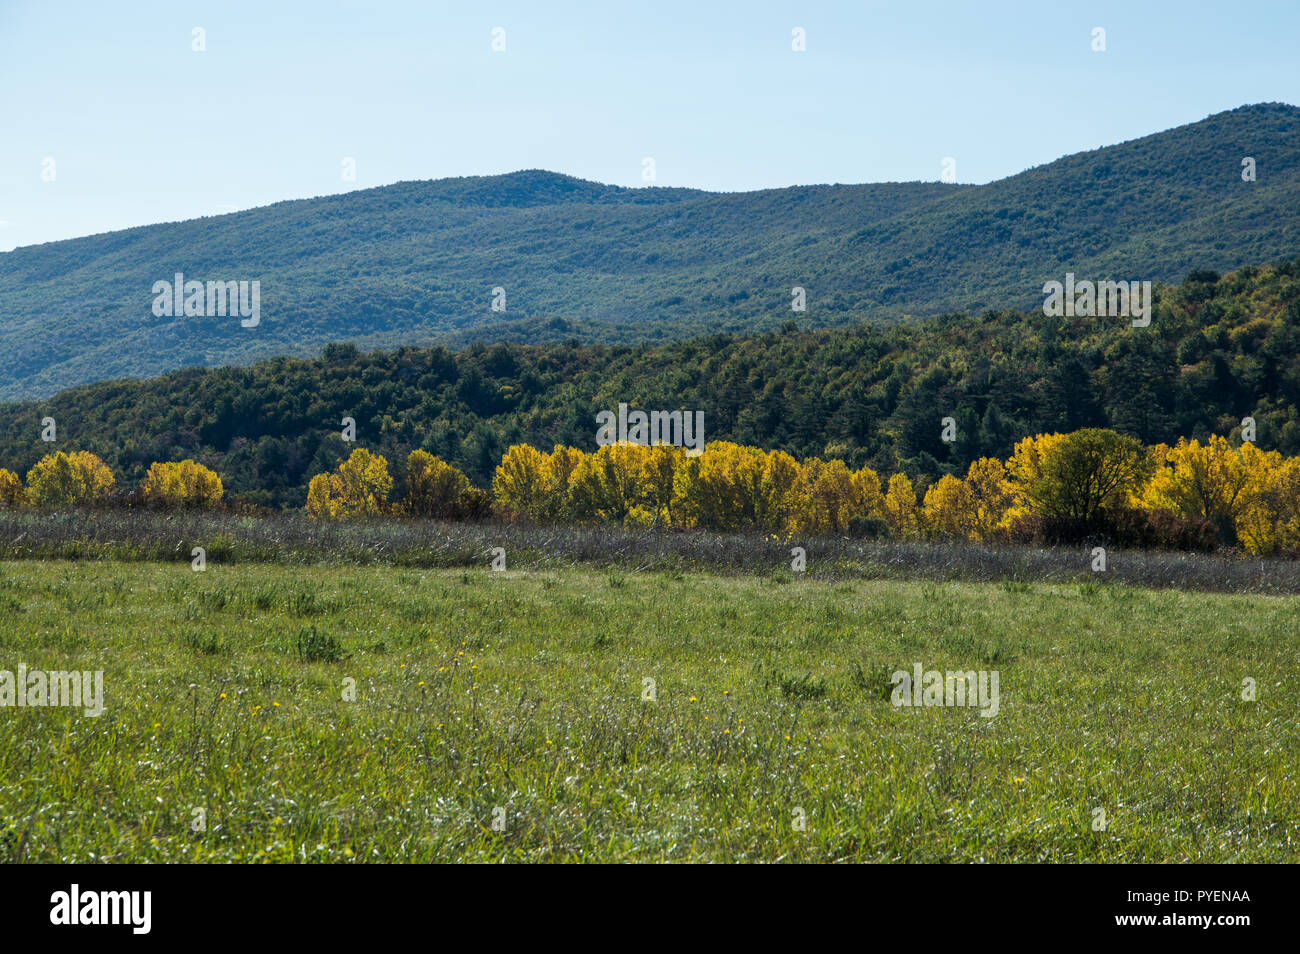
left=2, top=259, right=1297, bottom=510
left=1, top=103, right=1297, bottom=401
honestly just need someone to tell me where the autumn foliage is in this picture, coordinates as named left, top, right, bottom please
left=404, top=450, right=488, bottom=518
left=306, top=448, right=394, bottom=519
left=492, top=441, right=893, bottom=536
left=140, top=459, right=224, bottom=508
left=7, top=424, right=1300, bottom=557
left=483, top=427, right=1300, bottom=555
left=25, top=451, right=116, bottom=507
left=0, top=468, right=24, bottom=509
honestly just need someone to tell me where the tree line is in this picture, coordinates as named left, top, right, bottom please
left=10, top=426, right=1295, bottom=556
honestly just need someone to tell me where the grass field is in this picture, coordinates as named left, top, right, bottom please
left=0, top=559, right=1296, bottom=862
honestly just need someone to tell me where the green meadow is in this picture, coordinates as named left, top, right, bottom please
left=0, top=559, right=1295, bottom=862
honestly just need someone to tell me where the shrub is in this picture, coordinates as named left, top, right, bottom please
left=1113, top=508, right=1219, bottom=552
left=1007, top=508, right=1218, bottom=551
left=847, top=515, right=890, bottom=539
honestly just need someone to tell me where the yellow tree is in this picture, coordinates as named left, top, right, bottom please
left=26, top=451, right=116, bottom=507
left=546, top=446, right=585, bottom=521
left=493, top=444, right=551, bottom=521
left=799, top=458, right=860, bottom=534
left=755, top=450, right=805, bottom=533
left=1237, top=453, right=1300, bottom=555
left=883, top=473, right=919, bottom=539
left=338, top=448, right=392, bottom=515
left=568, top=443, right=648, bottom=523
left=641, top=443, right=684, bottom=526
left=305, top=473, right=339, bottom=519
left=921, top=474, right=977, bottom=540
left=1004, top=433, right=1066, bottom=522
left=852, top=466, right=886, bottom=520
left=676, top=442, right=766, bottom=531
left=406, top=450, right=474, bottom=517
left=304, top=448, right=392, bottom=518
left=140, top=460, right=224, bottom=508
left=965, top=457, right=1015, bottom=540
left=1140, top=436, right=1258, bottom=545
left=0, top=469, right=25, bottom=509
left=1006, top=429, right=1147, bottom=522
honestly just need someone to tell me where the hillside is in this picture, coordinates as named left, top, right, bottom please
left=1, top=103, right=1298, bottom=401
left=2, top=259, right=1297, bottom=508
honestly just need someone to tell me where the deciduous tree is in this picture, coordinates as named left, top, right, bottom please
left=26, top=451, right=116, bottom=507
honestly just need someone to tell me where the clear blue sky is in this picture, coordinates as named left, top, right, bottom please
left=1, top=0, right=1296, bottom=251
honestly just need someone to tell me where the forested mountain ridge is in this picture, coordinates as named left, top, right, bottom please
left=1, top=103, right=1297, bottom=401
left=2, top=259, right=1297, bottom=509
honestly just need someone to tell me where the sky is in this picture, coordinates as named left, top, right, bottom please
left=1, top=0, right=1297, bottom=251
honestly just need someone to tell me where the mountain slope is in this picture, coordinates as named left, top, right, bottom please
left=1, top=103, right=1298, bottom=401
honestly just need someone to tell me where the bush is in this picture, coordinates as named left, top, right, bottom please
left=1007, top=508, right=1218, bottom=552
left=847, top=515, right=890, bottom=539
left=1112, top=508, right=1219, bottom=552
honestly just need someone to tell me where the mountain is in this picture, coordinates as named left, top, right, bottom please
left=1, top=103, right=1298, bottom=401
left=2, top=259, right=1297, bottom=508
